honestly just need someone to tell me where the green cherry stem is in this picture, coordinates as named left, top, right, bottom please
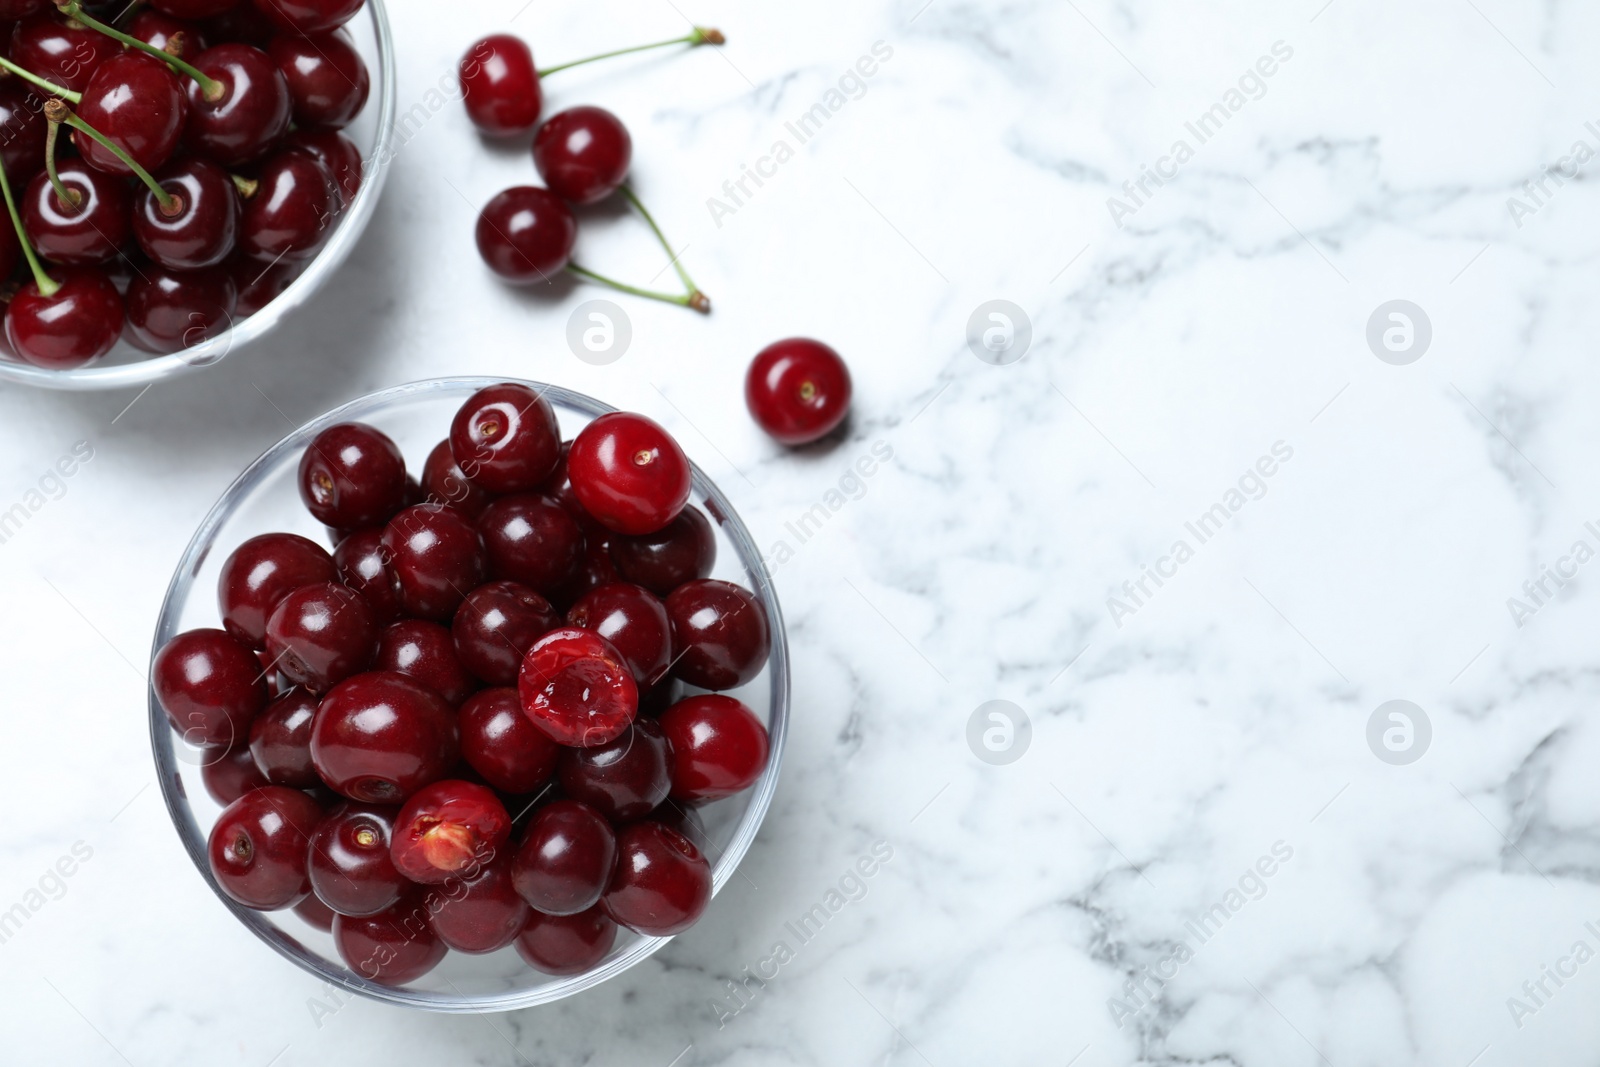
left=537, top=27, right=725, bottom=77
left=43, top=118, right=80, bottom=210
left=616, top=183, right=705, bottom=307
left=565, top=264, right=712, bottom=314
left=45, top=99, right=178, bottom=214
left=0, top=152, right=60, bottom=298
left=0, top=55, right=81, bottom=104
left=57, top=1, right=225, bottom=101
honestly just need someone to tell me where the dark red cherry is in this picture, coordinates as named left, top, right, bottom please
left=609, top=505, right=715, bottom=596
left=12, top=13, right=119, bottom=94
left=381, top=504, right=487, bottom=621
left=390, top=779, right=511, bottom=885
left=310, top=671, right=459, bottom=803
left=568, top=412, right=692, bottom=536
left=426, top=855, right=529, bottom=953
left=4, top=267, right=123, bottom=369
left=201, top=744, right=270, bottom=805
left=516, top=906, right=616, bottom=975
left=566, top=582, right=672, bottom=689
left=252, top=0, right=362, bottom=35
left=240, top=149, right=339, bottom=261
left=374, top=619, right=476, bottom=706
left=153, top=0, right=242, bottom=16
left=298, top=422, right=407, bottom=530
left=200, top=3, right=276, bottom=45
left=136, top=157, right=240, bottom=271
left=333, top=890, right=446, bottom=985
left=452, top=580, right=560, bottom=687
left=125, top=264, right=238, bottom=354
left=602, top=820, right=711, bottom=936
left=477, top=494, right=583, bottom=595
left=558, top=719, right=671, bottom=822
left=219, top=534, right=336, bottom=647
left=458, top=688, right=561, bottom=795
left=0, top=84, right=45, bottom=181
left=659, top=695, right=769, bottom=802
left=555, top=535, right=621, bottom=608
left=746, top=338, right=853, bottom=445
left=476, top=185, right=576, bottom=283
left=283, top=128, right=361, bottom=206
left=518, top=627, right=638, bottom=748
left=421, top=439, right=492, bottom=520
left=269, top=29, right=368, bottom=129
left=22, top=161, right=129, bottom=265
left=510, top=800, right=616, bottom=916
left=293, top=893, right=336, bottom=931
left=459, top=34, right=540, bottom=137
left=449, top=382, right=561, bottom=493
left=230, top=253, right=302, bottom=315
left=207, top=786, right=323, bottom=909
left=127, top=10, right=208, bottom=58
left=0, top=0, right=45, bottom=19
left=185, top=43, right=292, bottom=167
left=334, top=526, right=402, bottom=622
left=666, top=580, right=770, bottom=690
left=264, top=581, right=378, bottom=693
left=248, top=687, right=319, bottom=787
left=532, top=106, right=632, bottom=205
left=308, top=802, right=404, bottom=917
left=154, top=627, right=268, bottom=750
left=77, top=52, right=187, bottom=177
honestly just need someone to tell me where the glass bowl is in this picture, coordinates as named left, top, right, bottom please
left=147, top=378, right=789, bottom=1012
left=0, top=0, right=397, bottom=392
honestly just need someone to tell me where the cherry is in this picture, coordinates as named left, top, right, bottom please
left=333, top=890, right=447, bottom=985
left=77, top=52, right=187, bottom=177
left=476, top=186, right=576, bottom=283
left=637, top=678, right=681, bottom=719
left=136, top=157, right=240, bottom=271
left=666, top=580, right=769, bottom=690
left=154, top=627, right=268, bottom=750
left=374, top=618, right=475, bottom=706
left=22, top=161, right=130, bottom=265
left=510, top=799, right=616, bottom=916
left=458, top=688, right=561, bottom=795
left=202, top=743, right=269, bottom=805
left=381, top=504, right=487, bottom=621
left=230, top=253, right=301, bottom=315
left=421, top=439, right=493, bottom=520
left=310, top=671, right=459, bottom=803
left=269, top=29, right=368, bottom=129
left=558, top=718, right=671, bottom=822
left=185, top=43, right=292, bottom=167
left=264, top=581, right=378, bottom=693
left=533, top=106, right=632, bottom=206
left=334, top=526, right=402, bottom=622
left=426, top=855, right=529, bottom=954
left=5, top=266, right=123, bottom=369
left=556, top=535, right=622, bottom=608
left=284, top=128, right=360, bottom=206
left=252, top=0, right=362, bottom=35
left=0, top=83, right=46, bottom=181
left=450, top=382, right=561, bottom=494
left=125, top=264, right=238, bottom=354
left=518, top=627, right=638, bottom=748
left=128, top=10, right=208, bottom=58
left=390, top=779, right=511, bottom=885
left=12, top=13, right=119, bottom=94
left=207, top=785, right=323, bottom=909
left=308, top=802, right=404, bottom=917
left=477, top=494, right=583, bottom=595
left=248, top=686, right=319, bottom=786
left=659, top=695, right=768, bottom=802
left=293, top=893, right=336, bottom=931
left=240, top=148, right=338, bottom=261
left=568, top=412, right=692, bottom=536
left=154, top=0, right=244, bottom=16
left=218, top=534, right=335, bottom=647
left=298, top=422, right=407, bottom=531
left=516, top=906, right=616, bottom=975
left=201, top=4, right=277, bottom=47
left=602, top=820, right=711, bottom=936
left=746, top=338, right=853, bottom=445
left=452, top=580, right=560, bottom=687
left=458, top=35, right=540, bottom=138
left=609, top=505, right=715, bottom=596
left=566, top=582, right=672, bottom=689
left=0, top=0, right=45, bottom=17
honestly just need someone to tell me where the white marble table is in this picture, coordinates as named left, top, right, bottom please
left=4, top=0, right=1600, bottom=1063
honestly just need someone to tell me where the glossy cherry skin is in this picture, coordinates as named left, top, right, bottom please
left=519, top=627, right=638, bottom=748
left=230, top=253, right=302, bottom=315
left=425, top=855, right=529, bottom=954
left=22, top=161, right=129, bottom=265
left=452, top=580, right=560, bottom=687
left=566, top=582, right=672, bottom=689
left=381, top=504, right=487, bottom=621
left=421, top=439, right=492, bottom=520
left=333, top=890, right=447, bottom=985
left=746, top=338, right=853, bottom=445
left=0, top=0, right=45, bottom=18
left=153, top=0, right=242, bottom=16
left=207, top=786, right=323, bottom=909
left=136, top=157, right=240, bottom=271
left=248, top=687, right=319, bottom=786
left=602, top=820, right=712, bottom=936
left=558, top=719, right=672, bottom=822
left=293, top=893, right=336, bottom=931
left=5, top=267, right=124, bottom=369
left=374, top=619, right=475, bottom=706
left=308, top=802, right=404, bottom=917
left=128, top=10, right=208, bottom=58
left=532, top=106, right=632, bottom=205
left=264, top=28, right=367, bottom=129
left=311, top=671, right=460, bottom=804
left=125, top=265, right=238, bottom=354
left=476, top=186, right=576, bottom=283
left=77, top=52, right=187, bottom=177
left=390, top=779, right=512, bottom=885
left=568, top=413, right=693, bottom=536
left=154, top=627, right=268, bottom=750
left=241, top=149, right=339, bottom=261
left=609, top=505, right=716, bottom=596
left=477, top=494, right=583, bottom=595
left=450, top=382, right=561, bottom=494
left=185, top=43, right=293, bottom=167
left=659, top=695, right=768, bottom=802
left=0, top=84, right=45, bottom=181
left=202, top=744, right=270, bottom=805
left=666, top=580, right=770, bottom=690
left=219, top=534, right=336, bottom=647
left=555, top=534, right=621, bottom=609
left=334, top=526, right=402, bottom=622
left=284, top=128, right=361, bottom=206
left=253, top=0, right=362, bottom=34
left=299, top=422, right=408, bottom=530
left=12, top=14, right=119, bottom=94
left=264, top=581, right=378, bottom=693
left=459, top=34, right=540, bottom=137
left=511, top=800, right=617, bottom=916
left=516, top=906, right=616, bottom=975
left=458, top=688, right=561, bottom=795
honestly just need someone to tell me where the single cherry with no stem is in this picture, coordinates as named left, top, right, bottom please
left=477, top=494, right=583, bottom=595
left=374, top=618, right=476, bottom=706
left=77, top=52, right=188, bottom=177
left=602, top=820, right=712, bottom=936
left=516, top=906, right=617, bottom=975
left=458, top=688, right=561, bottom=794
left=333, top=889, right=446, bottom=985
left=136, top=157, right=241, bottom=271
left=241, top=149, right=339, bottom=261
left=207, top=786, right=323, bottom=909
left=511, top=799, right=617, bottom=916
left=426, top=855, right=529, bottom=954
left=477, top=186, right=576, bottom=283
left=568, top=412, right=692, bottom=536
left=125, top=265, right=238, bottom=355
left=609, top=505, right=715, bottom=596
left=390, top=779, right=512, bottom=885
left=334, top=527, right=402, bottom=622
left=310, top=671, right=459, bottom=803
left=284, top=128, right=362, bottom=206
left=746, top=338, right=853, bottom=445
left=269, top=29, right=369, bottom=130
left=264, top=581, right=378, bottom=693
left=450, top=382, right=562, bottom=494
left=185, top=43, right=293, bottom=167
left=533, top=106, right=632, bottom=205
left=298, top=422, right=408, bottom=531
left=22, top=161, right=130, bottom=265
left=659, top=694, right=769, bottom=802
left=249, top=687, right=320, bottom=787
left=308, top=802, right=405, bottom=917
left=518, top=627, right=638, bottom=748
left=253, top=0, right=363, bottom=35
left=381, top=504, right=487, bottom=621
left=154, top=627, right=268, bottom=750
left=421, top=439, right=494, bottom=520
left=566, top=582, right=672, bottom=688
left=666, top=579, right=770, bottom=690
left=558, top=718, right=672, bottom=822
left=453, top=580, right=560, bottom=687
left=218, top=532, right=336, bottom=647
left=459, top=34, right=540, bottom=138
left=202, top=744, right=270, bottom=805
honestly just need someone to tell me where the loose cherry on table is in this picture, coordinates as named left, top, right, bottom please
left=510, top=799, right=617, bottom=916
left=452, top=580, right=560, bottom=687
left=476, top=493, right=584, bottom=595
left=268, top=28, right=370, bottom=130
left=518, top=626, right=638, bottom=748
left=136, top=156, right=242, bottom=271
left=218, top=532, right=337, bottom=647
left=125, top=264, right=238, bottom=354
left=308, top=802, right=404, bottom=917
left=389, top=779, right=511, bottom=885
left=264, top=580, right=379, bottom=693
left=153, top=627, right=268, bottom=750
left=426, top=855, right=530, bottom=954
left=658, top=694, right=769, bottom=802
left=746, top=338, right=854, bottom=445
left=310, top=671, right=459, bottom=803
left=299, top=422, right=408, bottom=530
left=666, top=579, right=770, bottom=690
left=380, top=503, right=487, bottom=621
left=601, top=820, right=712, bottom=936
left=458, top=687, right=561, bottom=795
left=567, top=412, right=692, bottom=536
left=333, top=527, right=403, bottom=622
left=248, top=687, right=320, bottom=787
left=475, top=185, right=575, bottom=284
left=207, top=785, right=324, bottom=910
left=334, top=889, right=447, bottom=985
left=609, top=504, right=716, bottom=596
left=532, top=106, right=632, bottom=206
left=566, top=581, right=672, bottom=689
left=375, top=618, right=477, bottom=707
left=558, top=718, right=672, bottom=822
left=450, top=382, right=562, bottom=494
left=516, top=905, right=617, bottom=975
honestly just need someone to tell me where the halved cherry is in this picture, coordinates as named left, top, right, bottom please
left=517, top=627, right=637, bottom=748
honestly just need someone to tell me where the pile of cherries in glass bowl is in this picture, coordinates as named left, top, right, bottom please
left=0, top=0, right=373, bottom=370
left=152, top=382, right=772, bottom=985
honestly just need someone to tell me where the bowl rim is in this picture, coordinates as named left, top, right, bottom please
left=0, top=0, right=400, bottom=392
left=147, top=377, right=790, bottom=1012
